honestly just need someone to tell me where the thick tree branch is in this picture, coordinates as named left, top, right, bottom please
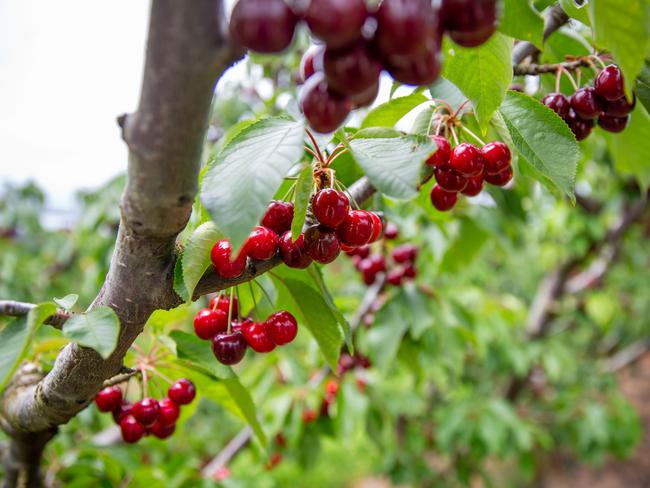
left=512, top=4, right=570, bottom=66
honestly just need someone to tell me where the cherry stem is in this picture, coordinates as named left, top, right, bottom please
left=335, top=179, right=361, bottom=210
left=248, top=281, right=258, bottom=320
left=211, top=291, right=223, bottom=311
left=560, top=66, right=579, bottom=91
left=305, top=129, right=325, bottom=163
left=141, top=367, right=148, bottom=398
left=451, top=100, right=470, bottom=119
left=449, top=126, right=460, bottom=146
left=431, top=98, right=453, bottom=114
left=592, top=54, right=608, bottom=70
left=304, top=146, right=319, bottom=160
left=226, top=287, right=234, bottom=334
left=461, top=125, right=487, bottom=146
left=281, top=182, right=297, bottom=203
left=145, top=364, right=174, bottom=385
left=555, top=69, right=562, bottom=93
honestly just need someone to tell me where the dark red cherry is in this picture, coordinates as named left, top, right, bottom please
left=368, top=212, right=383, bottom=243
left=387, top=269, right=403, bottom=286
left=442, top=0, right=496, bottom=47
left=168, top=379, right=196, bottom=406
left=245, top=226, right=279, bottom=261
left=567, top=111, right=594, bottom=141
left=261, top=201, right=294, bottom=235
left=279, top=231, right=312, bottom=269
left=595, top=65, right=625, bottom=101
left=375, top=0, right=439, bottom=57
left=112, top=402, right=133, bottom=424
left=450, top=143, right=484, bottom=177
left=300, top=73, right=352, bottom=133
left=570, top=88, right=604, bottom=119
left=150, top=420, right=176, bottom=440
left=211, top=240, right=247, bottom=279
left=304, top=0, right=368, bottom=49
left=158, top=398, right=180, bottom=426
left=212, top=331, right=247, bottom=365
left=605, top=96, right=635, bottom=117
left=210, top=295, right=239, bottom=319
left=355, top=245, right=371, bottom=259
left=242, top=321, right=276, bottom=353
left=434, top=166, right=468, bottom=192
left=229, top=0, right=297, bottom=54
left=359, top=255, right=387, bottom=275
left=312, top=189, right=350, bottom=228
left=392, top=244, right=418, bottom=264
left=324, top=42, right=382, bottom=97
left=402, top=263, right=417, bottom=279
left=95, top=386, right=122, bottom=413
left=430, top=185, right=458, bottom=211
left=350, top=80, right=380, bottom=108
left=120, top=415, right=146, bottom=444
left=194, top=308, right=227, bottom=340
left=426, top=135, right=451, bottom=167
left=266, top=311, right=298, bottom=345
left=300, top=45, right=325, bottom=83
left=448, top=25, right=496, bottom=47
left=132, top=398, right=160, bottom=428
left=384, top=44, right=441, bottom=86
left=303, top=225, right=341, bottom=264
left=384, top=223, right=399, bottom=240
left=542, top=93, right=571, bottom=119
left=484, top=166, right=513, bottom=186
left=598, top=114, right=629, bottom=133
left=337, top=210, right=374, bottom=247
left=480, top=141, right=511, bottom=175
left=461, top=174, right=484, bottom=196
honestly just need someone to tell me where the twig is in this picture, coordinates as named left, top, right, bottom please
left=101, top=368, right=138, bottom=388
left=0, top=300, right=71, bottom=329
left=607, top=339, right=650, bottom=372
left=201, top=426, right=252, bottom=479
left=514, top=58, right=592, bottom=76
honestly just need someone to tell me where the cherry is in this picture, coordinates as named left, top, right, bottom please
left=605, top=96, right=635, bottom=117
left=350, top=81, right=380, bottom=108
left=168, top=379, right=196, bottom=406
left=305, top=0, right=368, bottom=49
left=441, top=0, right=496, bottom=47
left=387, top=269, right=403, bottom=286
left=384, top=223, right=399, bottom=240
left=337, top=210, right=374, bottom=247
left=266, top=310, right=298, bottom=345
left=95, top=386, right=122, bottom=412
left=212, top=331, right=247, bottom=365
left=325, top=379, right=339, bottom=398
left=150, top=420, right=176, bottom=440
left=402, top=263, right=417, bottom=279
left=211, top=240, right=247, bottom=279
left=312, top=189, right=350, bottom=228
left=392, top=244, right=418, bottom=264
left=132, top=398, right=160, bottom=428
left=304, top=225, right=341, bottom=263
left=481, top=141, right=511, bottom=175
left=229, top=0, right=297, bottom=54
left=261, top=201, right=294, bottom=235
left=368, top=212, right=383, bottom=243
left=598, top=114, right=629, bottom=133
left=542, top=93, right=571, bottom=119
left=245, top=226, right=279, bottom=261
left=595, top=65, right=625, bottom=101
left=302, top=409, right=318, bottom=424
left=279, top=231, right=312, bottom=269
left=194, top=308, right=227, bottom=340
left=300, top=73, right=352, bottom=133
left=375, top=0, right=439, bottom=57
left=242, top=321, right=276, bottom=353
left=484, top=166, right=513, bottom=186
left=448, top=24, right=495, bottom=48
left=450, top=143, right=484, bottom=177
left=430, top=185, right=458, bottom=211
left=210, top=295, right=239, bottom=319
left=384, top=45, right=441, bottom=86
left=120, top=415, right=146, bottom=444
left=300, top=45, right=325, bottom=83
left=157, top=398, right=180, bottom=426
left=426, top=135, right=451, bottom=167
left=461, top=174, right=484, bottom=197
left=434, top=166, right=468, bottom=192
left=567, top=111, right=594, bottom=141
left=355, top=245, right=371, bottom=259
left=324, top=43, right=381, bottom=97
left=112, top=402, right=133, bottom=424
left=570, top=87, right=604, bottom=119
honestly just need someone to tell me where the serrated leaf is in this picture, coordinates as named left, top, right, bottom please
left=360, top=93, right=428, bottom=129
left=53, top=294, right=78, bottom=311
left=201, top=117, right=305, bottom=250
left=499, top=0, right=544, bottom=46
left=173, top=257, right=189, bottom=302
left=170, top=330, right=234, bottom=380
left=605, top=104, right=650, bottom=188
left=0, top=302, right=57, bottom=390
left=347, top=135, right=435, bottom=199
left=443, top=33, right=513, bottom=132
left=291, top=165, right=313, bottom=241
left=411, top=104, right=436, bottom=135
left=499, top=91, right=580, bottom=201
left=559, top=0, right=591, bottom=26
left=181, top=222, right=223, bottom=300
left=62, top=306, right=120, bottom=359
left=635, top=59, right=650, bottom=114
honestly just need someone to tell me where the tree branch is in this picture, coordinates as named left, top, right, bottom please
left=512, top=4, right=570, bottom=66
left=513, top=58, right=592, bottom=76
left=0, top=301, right=69, bottom=329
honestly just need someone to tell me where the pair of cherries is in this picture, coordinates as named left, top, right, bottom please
left=95, top=378, right=196, bottom=443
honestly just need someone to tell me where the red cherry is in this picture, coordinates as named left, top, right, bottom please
left=480, top=141, right=511, bottom=175
left=211, top=240, right=247, bottom=279
left=387, top=269, right=403, bottom=286
left=350, top=81, right=380, bottom=108
left=595, top=65, right=625, bottom=101
left=150, top=420, right=176, bottom=440
left=566, top=110, right=594, bottom=141
left=337, top=211, right=374, bottom=247
left=434, top=166, right=468, bottom=192
left=279, top=231, right=313, bottom=269
left=302, top=409, right=318, bottom=424
left=384, top=223, right=399, bottom=240
left=362, top=255, right=387, bottom=274
left=430, top=185, right=458, bottom=211
left=299, top=73, right=352, bottom=133
left=605, top=96, right=635, bottom=117
left=304, top=0, right=368, bottom=49
left=570, top=87, right=604, bottom=119
left=112, top=402, right=133, bottom=424
left=168, top=379, right=196, bottom=406
left=448, top=24, right=496, bottom=47
left=212, top=331, right=247, bottom=365
left=392, top=244, right=418, bottom=263
left=132, top=398, right=160, bottom=428
left=442, top=0, right=496, bottom=47
left=323, top=42, right=382, bottom=97
left=229, top=0, right=297, bottom=54
left=120, top=415, right=146, bottom=444
left=426, top=135, right=451, bottom=167
left=266, top=311, right=298, bottom=346
left=95, top=386, right=122, bottom=412
left=484, top=166, right=513, bottom=186
left=375, top=0, right=439, bottom=57
left=312, top=189, right=350, bottom=228
left=261, top=201, right=294, bottom=235
left=242, top=321, right=276, bottom=353
left=450, top=143, right=484, bottom=177
left=402, top=263, right=417, bottom=279
left=303, top=225, right=341, bottom=264
left=300, top=45, right=325, bottom=83
left=461, top=174, right=484, bottom=196
left=245, top=226, right=279, bottom=261
left=384, top=44, right=441, bottom=86
left=210, top=295, right=239, bottom=319
left=542, top=92, right=571, bottom=119
left=368, top=212, right=383, bottom=243
left=158, top=398, right=180, bottom=426
left=598, top=114, right=629, bottom=133
left=193, top=308, right=228, bottom=340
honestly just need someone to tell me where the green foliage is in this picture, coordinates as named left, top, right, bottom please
left=181, top=222, right=223, bottom=300
left=62, top=307, right=120, bottom=360
left=290, top=165, right=313, bottom=241
left=360, top=92, right=428, bottom=129
left=605, top=104, right=650, bottom=188
left=499, top=0, right=544, bottom=47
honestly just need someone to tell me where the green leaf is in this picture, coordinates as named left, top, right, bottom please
left=410, top=104, right=436, bottom=135
left=499, top=91, right=580, bottom=201
left=605, top=104, right=650, bottom=188
left=441, top=218, right=490, bottom=272
left=635, top=59, right=650, bottom=114
left=181, top=222, right=223, bottom=300
left=223, top=377, right=267, bottom=447
left=559, top=0, right=591, bottom=25
left=201, top=117, right=305, bottom=250
left=360, top=93, right=428, bottom=129
left=53, top=294, right=78, bottom=310
left=170, top=330, right=234, bottom=380
left=362, top=298, right=409, bottom=373
left=0, top=303, right=57, bottom=390
left=428, top=77, right=468, bottom=112
left=291, top=165, right=313, bottom=241
left=591, top=0, right=650, bottom=95
left=173, top=257, right=189, bottom=302
left=499, top=0, right=544, bottom=46
left=347, top=135, right=435, bottom=199
left=443, top=33, right=513, bottom=132
left=62, top=307, right=120, bottom=359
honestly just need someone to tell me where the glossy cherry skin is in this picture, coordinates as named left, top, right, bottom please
left=605, top=96, right=635, bottom=117
left=210, top=295, right=239, bottom=319
left=350, top=80, right=380, bottom=108
left=480, top=141, right=511, bottom=175
left=375, top=0, right=439, bottom=57
left=120, top=415, right=147, bottom=444
left=450, top=143, right=484, bottom=177
left=402, top=263, right=417, bottom=279
left=266, top=310, right=298, bottom=345
left=337, top=210, right=374, bottom=247
left=368, top=212, right=383, bottom=243
left=194, top=308, right=228, bottom=340
left=598, top=114, right=629, bottom=133
left=324, top=42, right=382, bottom=97
left=461, top=174, right=484, bottom=196
left=542, top=92, right=571, bottom=119
left=359, top=255, right=387, bottom=275
left=426, top=135, right=451, bottom=167
left=112, top=402, right=133, bottom=424
left=484, top=166, right=513, bottom=186
left=303, top=225, right=341, bottom=264
left=95, top=386, right=122, bottom=412
left=157, top=398, right=180, bottom=426
left=261, top=201, right=294, bottom=235
left=595, top=65, right=625, bottom=101
left=570, top=87, right=604, bottom=119
left=442, top=0, right=496, bottom=47
left=212, top=331, right=247, bottom=365
left=211, top=240, right=247, bottom=279
left=385, top=44, right=441, bottom=86
left=392, top=243, right=418, bottom=264
left=242, top=322, right=276, bottom=353
left=387, top=269, right=403, bottom=286
left=430, top=185, right=458, bottom=211
left=434, top=166, right=468, bottom=192
left=300, top=73, right=352, bottom=133
left=312, top=189, right=350, bottom=228
left=168, top=379, right=196, bottom=406
left=448, top=24, right=495, bottom=48
left=384, top=223, right=399, bottom=240
left=150, top=420, right=176, bottom=440
left=568, top=112, right=594, bottom=141
left=132, top=398, right=160, bottom=428
left=304, top=0, right=368, bottom=49
left=229, top=0, right=297, bottom=54
left=245, top=226, right=279, bottom=261
left=279, top=231, right=312, bottom=269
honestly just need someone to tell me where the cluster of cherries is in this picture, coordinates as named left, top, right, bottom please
left=194, top=295, right=299, bottom=365
left=229, top=0, right=498, bottom=133
left=425, top=135, right=513, bottom=211
left=542, top=64, right=635, bottom=141
left=94, top=378, right=196, bottom=443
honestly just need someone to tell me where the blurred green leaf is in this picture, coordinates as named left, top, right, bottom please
left=605, top=104, right=650, bottom=188
left=62, top=306, right=119, bottom=359
left=291, top=165, right=313, bottom=241
left=181, top=221, right=223, bottom=300
left=53, top=294, right=78, bottom=310
left=499, top=0, right=544, bottom=46
left=361, top=93, right=427, bottom=129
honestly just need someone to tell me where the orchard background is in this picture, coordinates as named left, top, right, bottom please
left=1, top=0, right=650, bottom=486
